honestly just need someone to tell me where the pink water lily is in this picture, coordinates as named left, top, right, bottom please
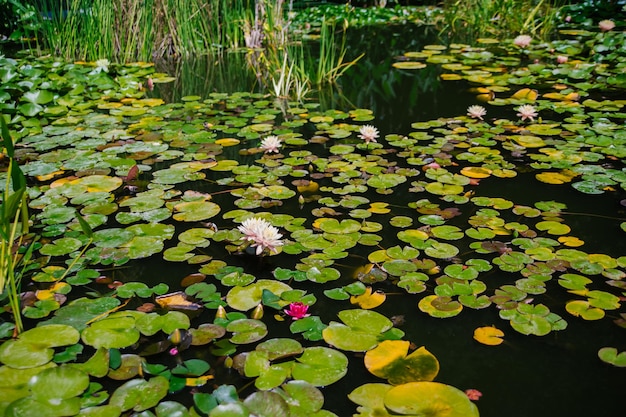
left=513, top=35, right=532, bottom=48
left=284, top=302, right=310, bottom=320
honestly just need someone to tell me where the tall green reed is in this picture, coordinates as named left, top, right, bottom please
left=0, top=116, right=31, bottom=335
left=33, top=0, right=255, bottom=62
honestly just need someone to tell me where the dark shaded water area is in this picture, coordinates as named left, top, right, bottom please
left=136, top=23, right=626, bottom=417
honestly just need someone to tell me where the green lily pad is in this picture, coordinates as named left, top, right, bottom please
left=109, top=376, right=169, bottom=412
left=227, top=319, right=268, bottom=344
left=81, top=316, right=140, bottom=349
left=226, top=280, right=292, bottom=311
left=29, top=365, right=90, bottom=402
left=598, top=347, right=626, bottom=367
left=291, top=346, right=348, bottom=386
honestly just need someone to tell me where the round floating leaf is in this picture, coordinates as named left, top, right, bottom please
left=565, top=300, right=605, bottom=320
left=322, top=322, right=379, bottom=352
left=227, top=319, right=268, bottom=344
left=418, top=295, right=463, bottom=318
left=430, top=226, right=464, bottom=240
left=348, top=383, right=393, bottom=417
left=460, top=166, right=492, bottom=178
left=70, top=175, right=123, bottom=192
left=291, top=346, right=348, bottom=386
left=598, top=347, right=626, bottom=367
left=536, top=221, right=571, bottom=235
left=109, top=376, right=169, bottom=412
left=425, top=182, right=464, bottom=196
left=30, top=365, right=90, bottom=402
left=226, top=280, right=293, bottom=311
left=392, top=62, right=427, bottom=70
left=282, top=380, right=325, bottom=415
left=81, top=316, right=140, bottom=349
left=364, top=341, right=439, bottom=385
left=243, top=391, right=289, bottom=417
left=424, top=241, right=460, bottom=259
left=172, top=201, right=220, bottom=222
left=318, top=219, right=361, bottom=234
left=473, top=326, right=505, bottom=345
left=39, top=237, right=84, bottom=256
left=256, top=338, right=303, bottom=361
left=384, top=382, right=479, bottom=417
left=350, top=287, right=386, bottom=309
left=19, top=324, right=81, bottom=347
left=0, top=339, right=54, bottom=369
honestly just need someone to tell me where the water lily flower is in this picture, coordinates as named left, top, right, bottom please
left=467, top=105, right=487, bottom=120
left=238, top=217, right=283, bottom=255
left=284, top=302, right=310, bottom=320
left=93, top=58, right=110, bottom=73
left=358, top=125, right=380, bottom=144
left=465, top=389, right=482, bottom=401
left=599, top=20, right=615, bottom=32
left=513, top=35, right=532, bottom=48
left=556, top=55, right=568, bottom=64
left=516, top=104, right=538, bottom=122
left=260, top=135, right=282, bottom=153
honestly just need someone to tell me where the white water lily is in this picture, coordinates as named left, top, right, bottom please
left=516, top=104, right=538, bottom=122
left=513, top=35, right=532, bottom=48
left=260, top=135, right=282, bottom=153
left=94, top=58, right=110, bottom=73
left=467, top=105, right=487, bottom=120
left=358, top=125, right=380, bottom=144
left=238, top=217, right=283, bottom=255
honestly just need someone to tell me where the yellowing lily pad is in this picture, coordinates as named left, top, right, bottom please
left=392, top=62, right=427, bottom=70
left=460, top=166, right=492, bottom=179
left=350, top=287, right=386, bottom=309
left=215, top=138, right=241, bottom=147
left=364, top=340, right=439, bottom=385
left=511, top=88, right=538, bottom=101
left=70, top=175, right=123, bottom=192
left=536, top=171, right=578, bottom=184
left=565, top=300, right=605, bottom=320
left=510, top=135, right=546, bottom=148
left=384, top=382, right=479, bottom=417
left=473, top=326, right=505, bottom=345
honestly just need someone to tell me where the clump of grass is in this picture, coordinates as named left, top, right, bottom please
left=440, top=0, right=566, bottom=42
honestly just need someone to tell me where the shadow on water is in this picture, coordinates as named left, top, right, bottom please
left=144, top=22, right=626, bottom=417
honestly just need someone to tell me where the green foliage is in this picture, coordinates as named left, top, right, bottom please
left=440, top=0, right=566, bottom=42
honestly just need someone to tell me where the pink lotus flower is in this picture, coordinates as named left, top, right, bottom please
left=556, top=55, right=568, bottom=64
left=284, top=302, right=310, bottom=320
left=599, top=20, right=615, bottom=32
left=465, top=389, right=482, bottom=401
left=513, top=35, right=532, bottom=48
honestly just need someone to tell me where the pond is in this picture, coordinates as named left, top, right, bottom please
left=1, top=13, right=626, bottom=417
